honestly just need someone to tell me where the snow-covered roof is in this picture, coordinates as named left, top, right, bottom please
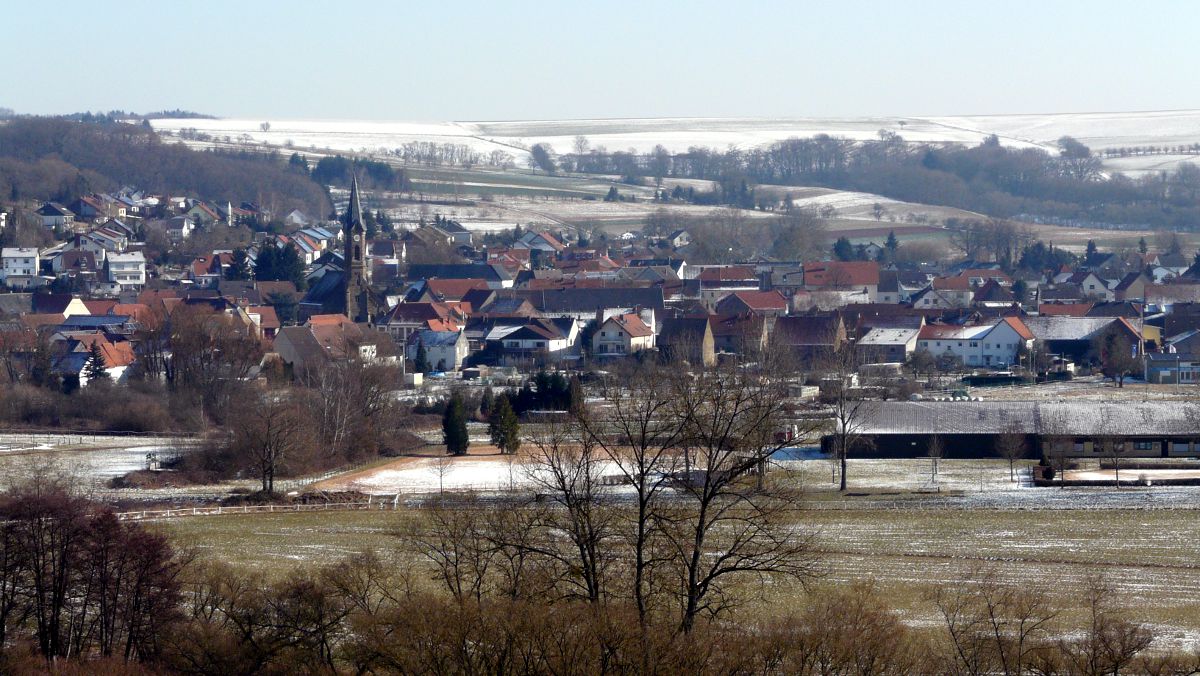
left=857, top=327, right=919, bottom=346
left=853, top=400, right=1200, bottom=437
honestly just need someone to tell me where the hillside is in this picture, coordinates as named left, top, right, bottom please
left=151, top=110, right=1200, bottom=175
left=0, top=117, right=330, bottom=215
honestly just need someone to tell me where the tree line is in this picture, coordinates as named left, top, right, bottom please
left=556, top=132, right=1200, bottom=231
left=0, top=117, right=330, bottom=216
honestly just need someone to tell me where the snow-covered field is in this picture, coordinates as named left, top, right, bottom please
left=151, top=110, right=1200, bottom=174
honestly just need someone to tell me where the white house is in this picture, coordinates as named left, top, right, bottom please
left=592, top=313, right=655, bottom=357
left=915, top=317, right=1035, bottom=368
left=107, top=252, right=146, bottom=288
left=36, top=202, right=75, bottom=228
left=407, top=330, right=469, bottom=372
left=1, top=247, right=40, bottom=282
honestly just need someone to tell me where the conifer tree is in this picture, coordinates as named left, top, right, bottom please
left=442, top=394, right=470, bottom=456
left=83, top=342, right=109, bottom=383
left=414, top=339, right=431, bottom=374
left=488, top=394, right=521, bottom=455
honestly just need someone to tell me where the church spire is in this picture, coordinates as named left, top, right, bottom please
left=344, top=174, right=364, bottom=230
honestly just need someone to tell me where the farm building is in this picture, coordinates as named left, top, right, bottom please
left=823, top=400, right=1200, bottom=459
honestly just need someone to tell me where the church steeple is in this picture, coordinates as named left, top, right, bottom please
left=342, top=174, right=372, bottom=323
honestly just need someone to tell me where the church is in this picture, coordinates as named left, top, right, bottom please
left=300, top=176, right=384, bottom=323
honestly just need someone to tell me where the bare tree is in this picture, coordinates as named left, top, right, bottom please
left=662, top=354, right=823, bottom=632
left=823, top=341, right=873, bottom=492
left=926, top=434, right=944, bottom=484
left=928, top=567, right=1058, bottom=676
left=577, top=362, right=684, bottom=623
left=521, top=420, right=617, bottom=603
left=232, top=394, right=310, bottom=495
left=994, top=422, right=1026, bottom=482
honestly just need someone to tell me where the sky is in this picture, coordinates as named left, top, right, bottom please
left=3, top=0, right=1196, bottom=121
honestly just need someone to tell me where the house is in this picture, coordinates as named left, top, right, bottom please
left=55, top=333, right=136, bottom=386
left=437, top=219, right=473, bottom=246
left=407, top=329, right=469, bottom=372
left=1023, top=316, right=1143, bottom=363
left=1114, top=272, right=1150, bottom=301
left=857, top=327, right=920, bottom=364
left=186, top=202, right=221, bottom=226
left=666, top=229, right=691, bottom=248
left=914, top=276, right=975, bottom=309
left=592, top=313, right=654, bottom=357
left=482, top=318, right=579, bottom=363
left=773, top=315, right=847, bottom=363
left=1146, top=353, right=1200, bottom=384
left=36, top=202, right=75, bottom=229
left=1, top=248, right=40, bottom=283
left=515, top=230, right=566, bottom=254
left=709, top=314, right=769, bottom=354
left=407, top=264, right=514, bottom=289
left=915, top=317, right=1034, bottom=368
left=714, top=290, right=789, bottom=317
left=107, top=252, right=146, bottom=289
left=802, top=261, right=880, bottom=300
left=382, top=302, right=467, bottom=344
left=405, top=278, right=489, bottom=303
left=166, top=216, right=196, bottom=242
left=274, top=315, right=384, bottom=376
left=658, top=317, right=715, bottom=366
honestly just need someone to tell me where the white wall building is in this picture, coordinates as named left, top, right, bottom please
left=0, top=247, right=40, bottom=282
left=107, top=252, right=146, bottom=288
left=916, top=317, right=1034, bottom=368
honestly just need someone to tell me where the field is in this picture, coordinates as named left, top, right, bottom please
left=151, top=110, right=1200, bottom=174
left=156, top=468, right=1200, bottom=650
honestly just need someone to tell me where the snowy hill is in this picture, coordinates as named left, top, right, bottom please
left=150, top=110, right=1200, bottom=171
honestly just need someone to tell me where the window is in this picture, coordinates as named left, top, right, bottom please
left=600, top=331, right=606, bottom=337
left=970, top=342, right=978, bottom=347
left=1134, top=441, right=1154, bottom=451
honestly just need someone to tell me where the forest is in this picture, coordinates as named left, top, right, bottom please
left=0, top=117, right=329, bottom=216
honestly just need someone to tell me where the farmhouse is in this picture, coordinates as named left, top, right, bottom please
left=915, top=317, right=1033, bottom=367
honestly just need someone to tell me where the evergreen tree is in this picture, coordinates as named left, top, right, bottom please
left=414, top=339, right=431, bottom=375
left=488, top=394, right=521, bottom=455
left=83, top=342, right=109, bottom=383
left=568, top=376, right=584, bottom=416
left=832, top=236, right=855, bottom=261
left=885, top=230, right=899, bottom=256
left=276, top=244, right=306, bottom=289
left=1086, top=239, right=1098, bottom=257
left=442, top=394, right=470, bottom=456
left=254, top=245, right=278, bottom=281
left=480, top=386, right=495, bottom=419
left=225, top=248, right=252, bottom=281
left=1139, top=237, right=1149, bottom=254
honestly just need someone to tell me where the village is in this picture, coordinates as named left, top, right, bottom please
left=3, top=171, right=1200, bottom=498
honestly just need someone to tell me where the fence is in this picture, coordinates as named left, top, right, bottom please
left=116, top=498, right=401, bottom=522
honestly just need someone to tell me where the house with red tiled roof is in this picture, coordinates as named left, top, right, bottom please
left=802, top=262, right=880, bottom=304
left=382, top=302, right=466, bottom=343
left=916, top=317, right=1033, bottom=367
left=715, top=290, right=789, bottom=317
left=592, top=313, right=654, bottom=357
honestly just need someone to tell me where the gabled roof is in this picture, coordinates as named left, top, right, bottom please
left=1023, top=316, right=1122, bottom=342
left=1038, top=302, right=1095, bottom=317
left=718, top=290, right=788, bottom=312
left=603, top=313, right=652, bottom=338
left=857, top=327, right=920, bottom=346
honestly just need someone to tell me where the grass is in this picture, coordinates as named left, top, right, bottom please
left=155, top=491, right=1200, bottom=639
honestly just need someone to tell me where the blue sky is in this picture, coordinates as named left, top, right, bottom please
left=3, top=0, right=1195, bottom=120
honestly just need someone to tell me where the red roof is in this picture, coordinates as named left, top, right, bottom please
left=722, top=290, right=788, bottom=311
left=1038, top=302, right=1094, bottom=317
left=698, top=266, right=757, bottom=282
left=424, top=278, right=489, bottom=300
left=82, top=299, right=118, bottom=315
left=803, top=261, right=880, bottom=288
left=1002, top=317, right=1035, bottom=341
left=74, top=333, right=136, bottom=368
left=606, top=313, right=653, bottom=338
